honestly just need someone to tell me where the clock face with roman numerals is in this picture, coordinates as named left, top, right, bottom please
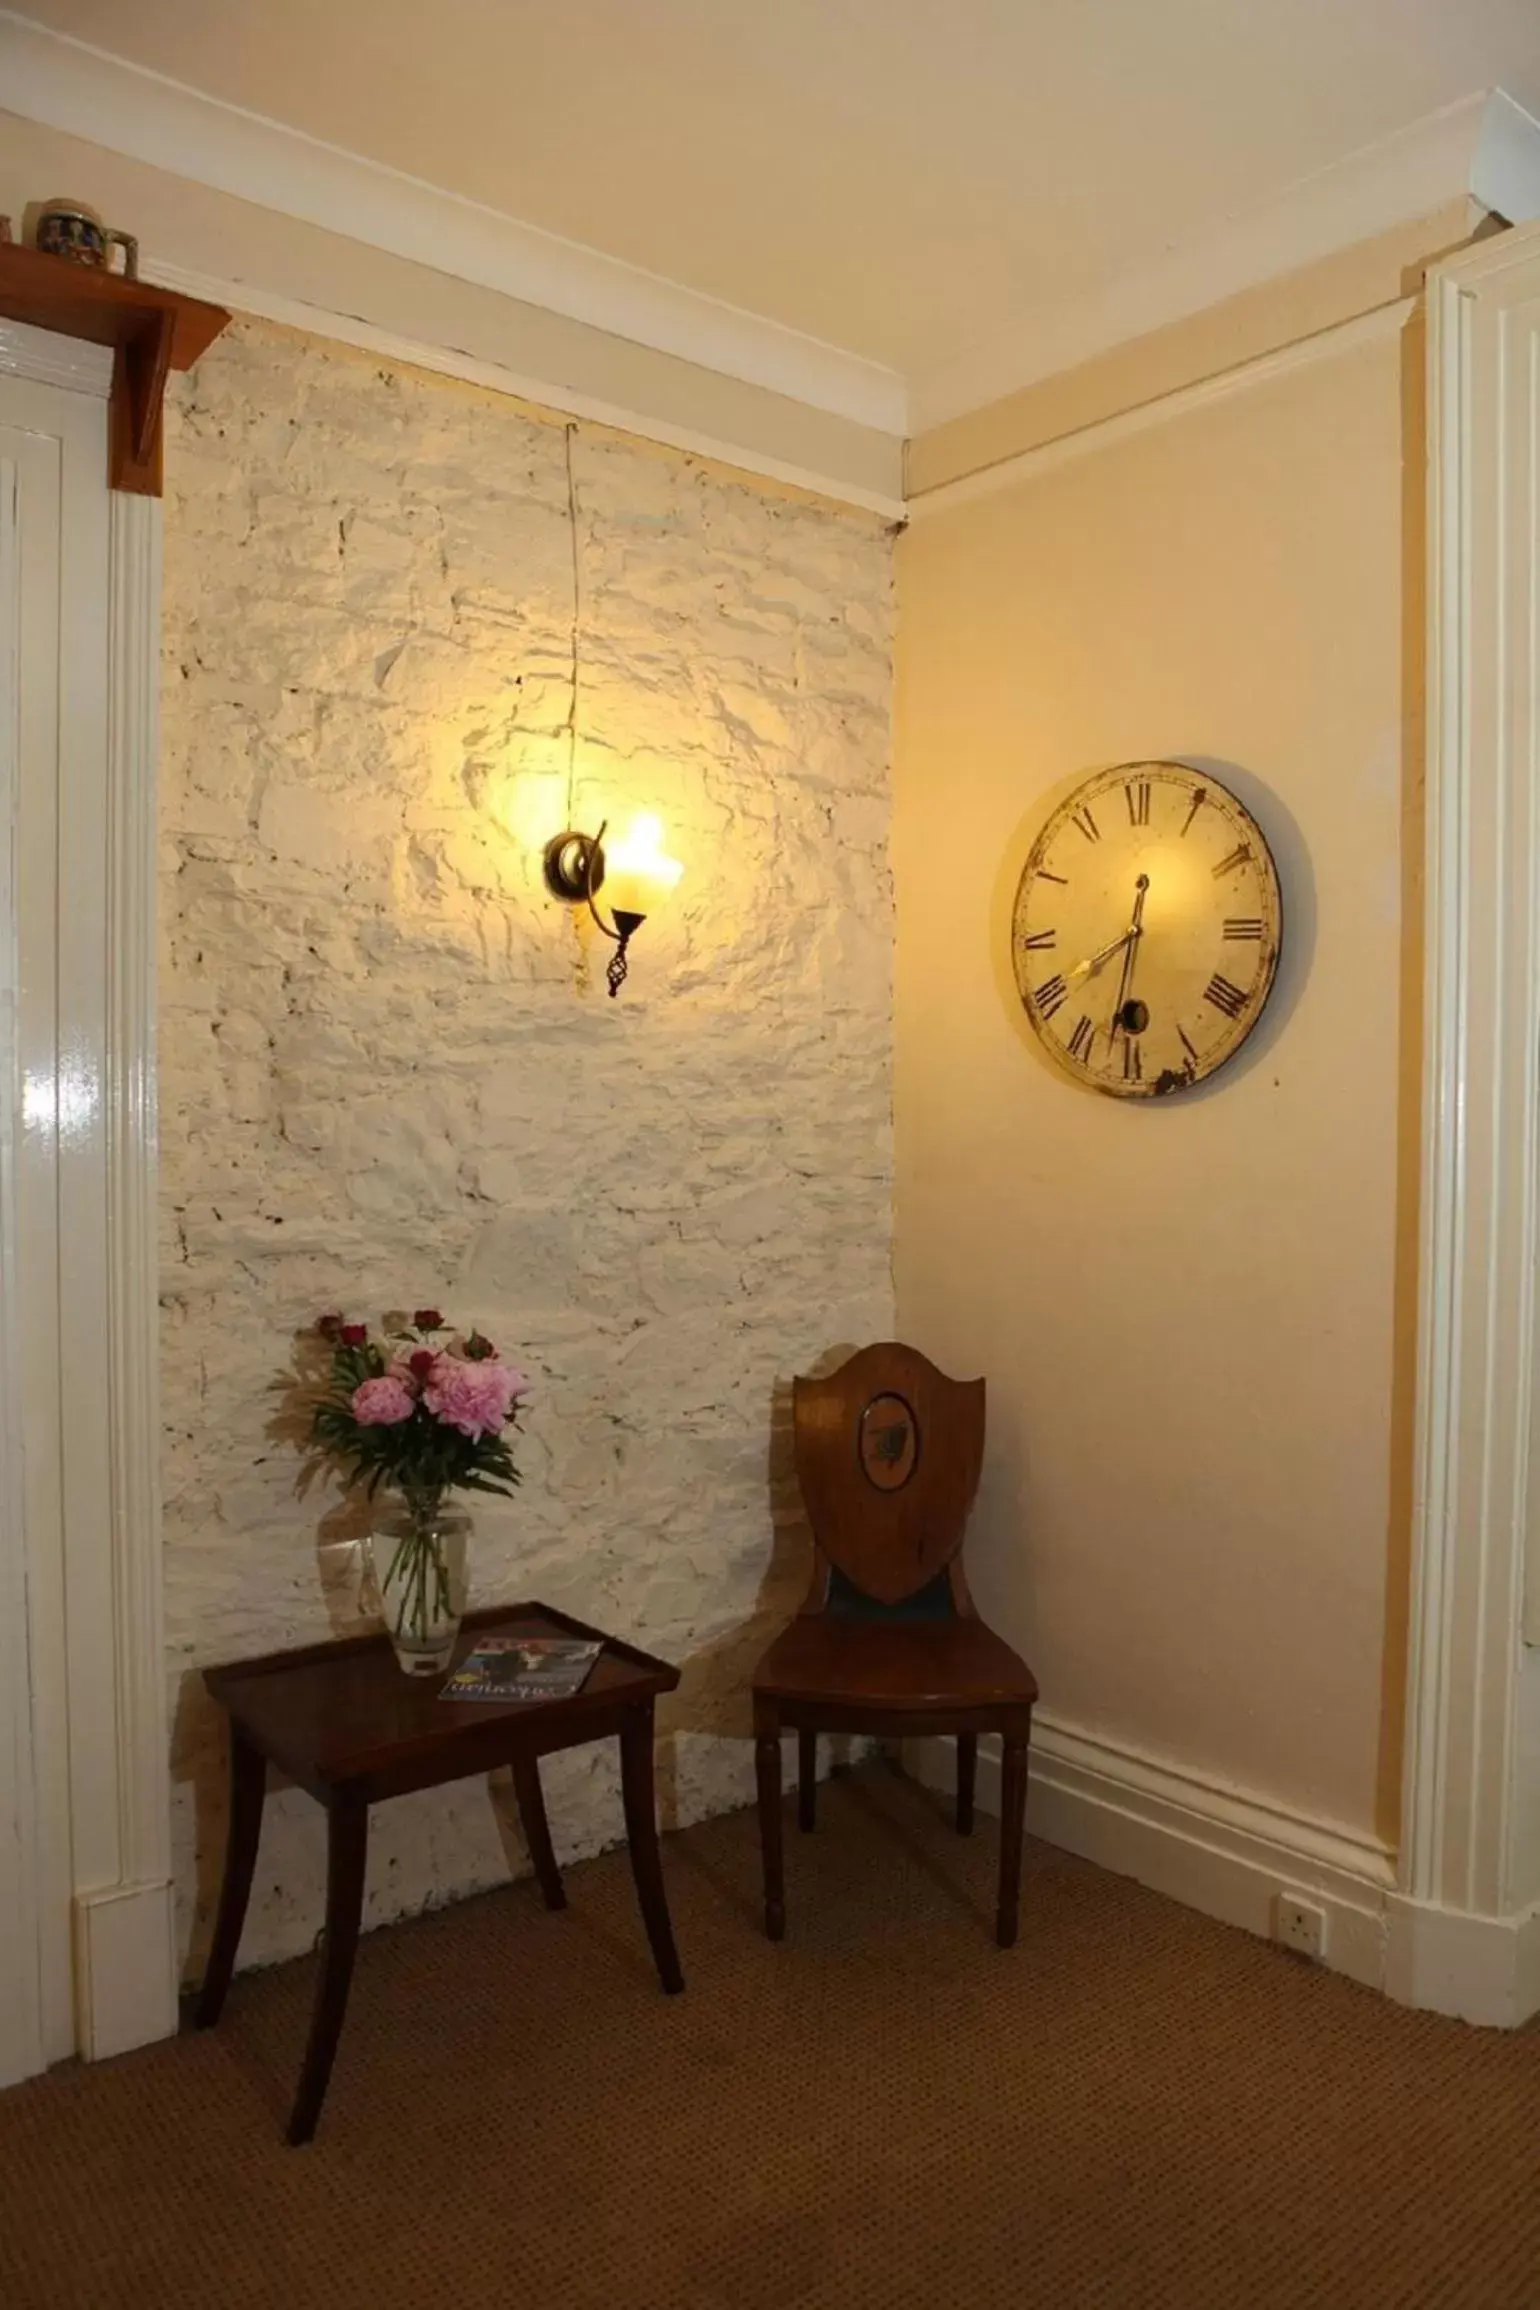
left=1011, top=762, right=1282, bottom=1099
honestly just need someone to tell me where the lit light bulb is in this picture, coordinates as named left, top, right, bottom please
left=602, top=813, right=684, bottom=922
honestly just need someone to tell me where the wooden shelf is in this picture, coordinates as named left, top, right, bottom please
left=0, top=243, right=230, bottom=495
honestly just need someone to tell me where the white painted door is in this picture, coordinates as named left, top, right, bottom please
left=0, top=366, right=110, bottom=2082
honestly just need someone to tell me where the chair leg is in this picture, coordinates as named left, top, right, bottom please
left=798, top=1728, right=817, bottom=1831
left=997, top=1733, right=1029, bottom=1949
left=754, top=1709, right=785, bottom=1942
left=956, top=1732, right=977, bottom=1836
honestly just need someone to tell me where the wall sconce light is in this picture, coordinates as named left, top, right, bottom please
left=543, top=811, right=684, bottom=996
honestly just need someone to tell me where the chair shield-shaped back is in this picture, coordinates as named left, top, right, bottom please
left=792, top=1343, right=985, bottom=1609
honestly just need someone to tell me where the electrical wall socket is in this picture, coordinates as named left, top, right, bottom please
left=1274, top=1891, right=1327, bottom=1960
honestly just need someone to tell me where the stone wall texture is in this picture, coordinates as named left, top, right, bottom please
left=159, top=318, right=895, bottom=1973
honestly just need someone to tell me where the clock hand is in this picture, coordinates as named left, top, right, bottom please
left=1065, top=926, right=1140, bottom=986
left=1110, top=875, right=1150, bottom=1033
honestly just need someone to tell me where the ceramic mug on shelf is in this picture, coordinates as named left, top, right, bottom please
left=32, top=197, right=138, bottom=279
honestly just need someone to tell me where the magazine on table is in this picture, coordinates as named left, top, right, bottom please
left=442, top=1635, right=602, bottom=1704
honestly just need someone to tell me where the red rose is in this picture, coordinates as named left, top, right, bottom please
left=408, top=1348, right=437, bottom=1380
left=413, top=1308, right=445, bottom=1330
left=317, top=1312, right=344, bottom=1339
left=340, top=1323, right=368, bottom=1347
left=463, top=1331, right=495, bottom=1361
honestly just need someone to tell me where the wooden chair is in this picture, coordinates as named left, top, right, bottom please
left=752, top=1342, right=1038, bottom=1947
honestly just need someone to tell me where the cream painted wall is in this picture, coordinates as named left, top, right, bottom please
left=894, top=323, right=1415, bottom=1845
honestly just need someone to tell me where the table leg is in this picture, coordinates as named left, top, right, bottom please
left=288, top=1795, right=368, bottom=2146
left=957, top=1732, right=978, bottom=1836
left=798, top=1728, right=817, bottom=1832
left=997, top=1732, right=1029, bottom=1950
left=619, top=1705, right=684, bottom=1995
left=194, top=1723, right=267, bottom=2028
left=511, top=1753, right=566, bottom=1911
left=754, top=1710, right=785, bottom=1942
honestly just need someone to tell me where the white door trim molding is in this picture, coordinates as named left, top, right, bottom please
left=1383, top=1893, right=1540, bottom=2029
left=0, top=318, right=115, bottom=399
left=0, top=327, right=175, bottom=2067
left=1401, top=219, right=1540, bottom=2009
left=0, top=440, right=48, bottom=2089
left=85, top=489, right=177, bottom=2061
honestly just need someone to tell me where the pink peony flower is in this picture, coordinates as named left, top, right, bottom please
left=351, top=1375, right=415, bottom=1426
left=424, top=1358, right=526, bottom=1438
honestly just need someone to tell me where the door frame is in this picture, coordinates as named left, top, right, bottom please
left=0, top=315, right=174, bottom=2074
left=1396, top=220, right=1540, bottom=2022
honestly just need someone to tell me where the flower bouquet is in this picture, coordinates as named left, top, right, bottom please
left=310, top=1310, right=529, bottom=1675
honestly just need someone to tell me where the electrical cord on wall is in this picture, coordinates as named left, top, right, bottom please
left=563, top=421, right=581, bottom=826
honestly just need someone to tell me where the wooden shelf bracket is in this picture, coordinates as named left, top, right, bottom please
left=0, top=242, right=230, bottom=495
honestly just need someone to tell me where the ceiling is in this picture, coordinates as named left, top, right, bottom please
left=15, top=0, right=1540, bottom=427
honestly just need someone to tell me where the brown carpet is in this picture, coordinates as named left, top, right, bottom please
left=3, top=1768, right=1539, bottom=2310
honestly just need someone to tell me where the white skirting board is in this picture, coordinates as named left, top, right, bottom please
left=901, top=1723, right=1540, bottom=2027
left=73, top=1878, right=180, bottom=2062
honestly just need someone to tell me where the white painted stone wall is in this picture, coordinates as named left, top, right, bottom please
left=159, top=318, right=895, bottom=1973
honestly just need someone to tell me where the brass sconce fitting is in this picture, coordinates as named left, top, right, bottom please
left=543, top=814, right=682, bottom=996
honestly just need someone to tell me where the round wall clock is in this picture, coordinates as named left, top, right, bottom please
left=1011, top=761, right=1282, bottom=1099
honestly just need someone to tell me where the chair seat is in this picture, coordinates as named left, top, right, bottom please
left=754, top=1613, right=1038, bottom=1712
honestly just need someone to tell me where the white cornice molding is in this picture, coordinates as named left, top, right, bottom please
left=1472, top=89, right=1540, bottom=228
left=907, top=299, right=1411, bottom=519
left=0, top=9, right=907, bottom=439
left=912, top=88, right=1540, bottom=432
left=142, top=258, right=906, bottom=522
left=5, top=11, right=1538, bottom=480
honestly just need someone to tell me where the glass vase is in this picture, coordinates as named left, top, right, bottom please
left=367, top=1494, right=470, bottom=1677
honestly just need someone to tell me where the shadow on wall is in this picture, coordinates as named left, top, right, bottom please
left=987, top=753, right=1318, bottom=1109
left=651, top=1340, right=862, bottom=1837
left=172, top=1336, right=392, bottom=1984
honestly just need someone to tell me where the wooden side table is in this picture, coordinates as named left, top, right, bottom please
left=193, top=1602, right=684, bottom=2144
